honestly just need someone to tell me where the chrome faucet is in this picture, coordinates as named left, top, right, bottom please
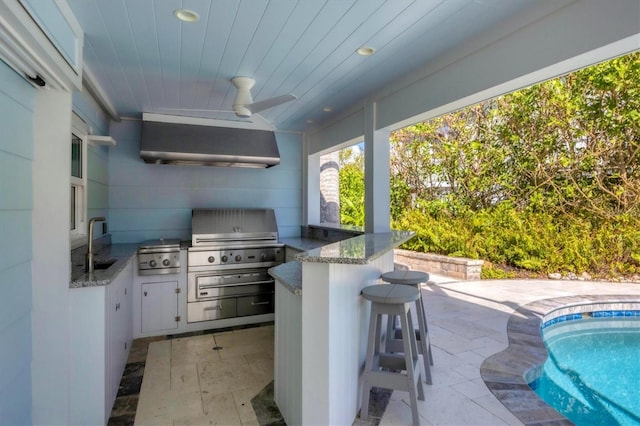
left=86, top=216, right=106, bottom=272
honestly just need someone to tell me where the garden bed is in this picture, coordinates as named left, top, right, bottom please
left=394, top=249, right=483, bottom=280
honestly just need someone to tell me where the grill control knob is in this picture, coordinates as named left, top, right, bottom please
left=260, top=253, right=267, bottom=261
left=221, top=255, right=228, bottom=262
left=162, top=259, right=170, bottom=267
left=208, top=256, right=215, bottom=263
left=235, top=255, right=242, bottom=262
left=149, top=260, right=157, bottom=268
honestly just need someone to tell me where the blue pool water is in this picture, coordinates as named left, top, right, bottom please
left=530, top=313, right=640, bottom=425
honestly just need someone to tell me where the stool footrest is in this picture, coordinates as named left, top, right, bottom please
left=366, top=354, right=423, bottom=397
left=394, top=327, right=422, bottom=341
left=379, top=353, right=409, bottom=371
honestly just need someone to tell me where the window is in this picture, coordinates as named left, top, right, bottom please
left=70, top=113, right=87, bottom=245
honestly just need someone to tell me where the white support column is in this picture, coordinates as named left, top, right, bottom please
left=32, top=88, right=72, bottom=425
left=364, top=101, right=390, bottom=233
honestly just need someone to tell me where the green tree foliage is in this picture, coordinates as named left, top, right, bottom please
left=339, top=147, right=365, bottom=226
left=383, top=52, right=640, bottom=277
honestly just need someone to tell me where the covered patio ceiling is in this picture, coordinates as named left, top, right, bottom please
left=65, top=0, right=640, bottom=133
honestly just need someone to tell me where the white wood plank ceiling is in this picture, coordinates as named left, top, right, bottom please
left=66, top=0, right=541, bottom=131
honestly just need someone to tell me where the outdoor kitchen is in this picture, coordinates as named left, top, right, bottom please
left=68, top=201, right=409, bottom=424
left=1, top=1, right=637, bottom=425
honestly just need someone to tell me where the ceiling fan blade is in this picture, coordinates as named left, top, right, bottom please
left=152, top=108, right=251, bottom=121
left=158, top=108, right=233, bottom=114
left=248, top=94, right=297, bottom=113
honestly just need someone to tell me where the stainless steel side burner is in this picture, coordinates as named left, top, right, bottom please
left=137, top=238, right=181, bottom=275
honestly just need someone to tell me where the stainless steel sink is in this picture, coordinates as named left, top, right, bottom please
left=92, top=258, right=116, bottom=270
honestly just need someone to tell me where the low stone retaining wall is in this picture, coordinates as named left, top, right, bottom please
left=394, top=249, right=483, bottom=280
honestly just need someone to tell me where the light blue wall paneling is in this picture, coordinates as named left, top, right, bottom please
left=0, top=60, right=35, bottom=425
left=72, top=91, right=110, bottom=136
left=87, top=143, right=109, bottom=185
left=0, top=315, right=31, bottom=424
left=0, top=211, right=32, bottom=272
left=0, top=262, right=32, bottom=422
left=0, top=154, right=31, bottom=210
left=0, top=77, right=34, bottom=159
left=108, top=120, right=303, bottom=243
left=0, top=263, right=31, bottom=340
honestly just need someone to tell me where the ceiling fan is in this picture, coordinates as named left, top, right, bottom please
left=230, top=76, right=296, bottom=118
left=156, top=76, right=297, bottom=121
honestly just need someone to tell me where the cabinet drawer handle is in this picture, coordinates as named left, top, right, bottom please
left=251, top=301, right=270, bottom=306
left=204, top=305, right=222, bottom=311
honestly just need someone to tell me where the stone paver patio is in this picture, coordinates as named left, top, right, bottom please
left=379, top=275, right=639, bottom=425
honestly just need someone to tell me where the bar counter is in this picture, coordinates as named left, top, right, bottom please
left=270, top=230, right=415, bottom=425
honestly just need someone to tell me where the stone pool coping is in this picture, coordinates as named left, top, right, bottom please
left=480, top=294, right=640, bottom=426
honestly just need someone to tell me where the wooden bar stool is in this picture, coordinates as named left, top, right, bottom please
left=381, top=270, right=433, bottom=385
left=360, top=284, right=424, bottom=426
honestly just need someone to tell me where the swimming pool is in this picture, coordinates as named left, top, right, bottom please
left=530, top=312, right=640, bottom=425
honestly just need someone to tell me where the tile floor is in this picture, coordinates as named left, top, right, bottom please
left=110, top=323, right=386, bottom=426
left=134, top=325, right=278, bottom=425
left=111, top=275, right=639, bottom=426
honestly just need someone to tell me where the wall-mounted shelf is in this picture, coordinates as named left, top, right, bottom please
left=87, top=135, right=117, bottom=147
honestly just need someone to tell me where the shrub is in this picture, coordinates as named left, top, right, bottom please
left=393, top=202, right=640, bottom=277
left=480, top=263, right=517, bottom=279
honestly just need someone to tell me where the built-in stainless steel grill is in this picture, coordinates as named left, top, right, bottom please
left=187, top=208, right=284, bottom=323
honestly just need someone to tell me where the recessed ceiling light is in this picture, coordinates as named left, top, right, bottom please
left=174, top=9, right=199, bottom=22
left=306, top=119, right=314, bottom=123
left=323, top=107, right=333, bottom=112
left=356, top=46, right=376, bottom=56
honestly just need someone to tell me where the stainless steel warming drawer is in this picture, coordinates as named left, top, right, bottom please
left=187, top=299, right=238, bottom=322
left=237, top=293, right=274, bottom=316
left=186, top=292, right=274, bottom=322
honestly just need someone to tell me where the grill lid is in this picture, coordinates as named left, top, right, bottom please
left=139, top=238, right=181, bottom=250
left=191, top=208, right=279, bottom=246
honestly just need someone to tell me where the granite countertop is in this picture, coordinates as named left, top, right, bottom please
left=269, top=261, right=302, bottom=295
left=280, top=237, right=328, bottom=252
left=271, top=231, right=415, bottom=295
left=297, top=230, right=415, bottom=264
left=70, top=243, right=140, bottom=288
left=307, top=223, right=363, bottom=235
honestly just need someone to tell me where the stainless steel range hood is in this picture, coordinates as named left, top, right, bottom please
left=140, top=114, right=280, bottom=168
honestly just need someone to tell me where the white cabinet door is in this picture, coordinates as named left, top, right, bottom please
left=133, top=250, right=187, bottom=338
left=105, top=261, right=133, bottom=424
left=69, top=286, right=107, bottom=426
left=106, top=277, right=118, bottom=418
left=109, top=262, right=133, bottom=406
left=141, top=280, right=179, bottom=333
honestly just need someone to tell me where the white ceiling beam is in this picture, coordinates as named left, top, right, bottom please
left=375, top=0, right=640, bottom=131
left=82, top=65, right=120, bottom=121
